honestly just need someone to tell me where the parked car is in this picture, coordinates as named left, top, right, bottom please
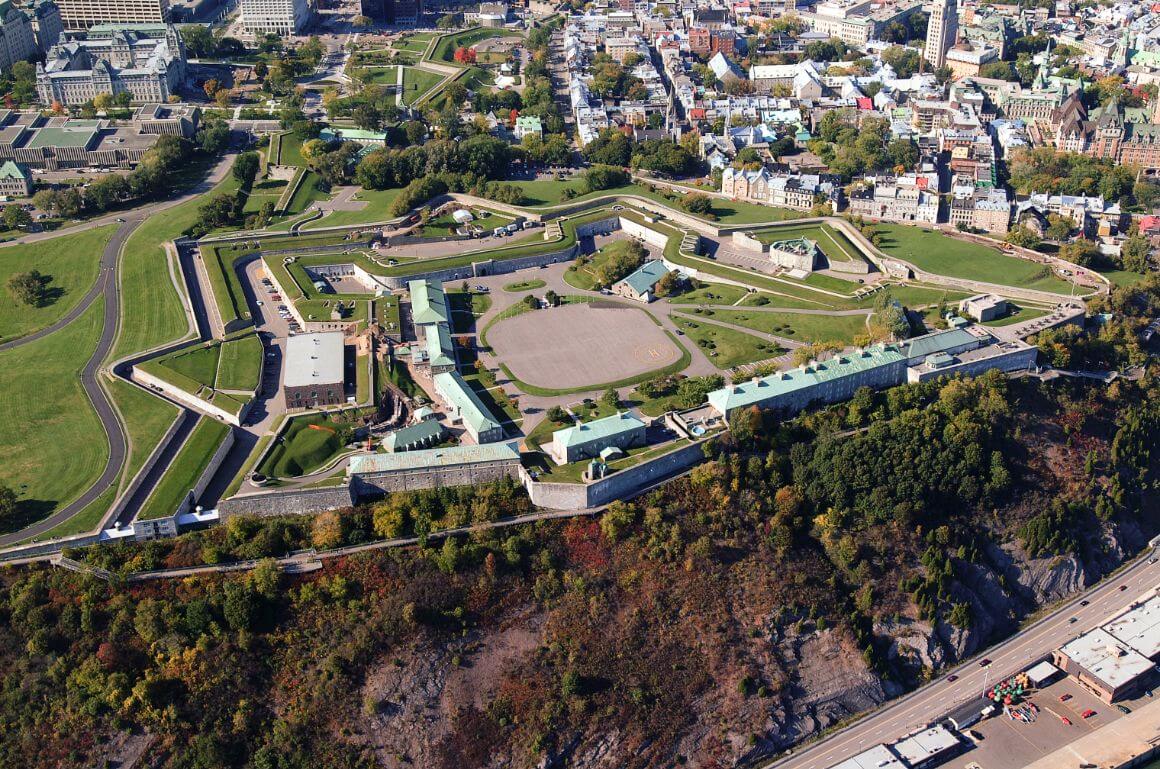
left=1060, top=716, right=1071, bottom=725
left=968, top=730, right=984, bottom=741
left=1059, top=693, right=1072, bottom=702
left=1081, top=709, right=1097, bottom=719
left=1117, top=705, right=1132, bottom=714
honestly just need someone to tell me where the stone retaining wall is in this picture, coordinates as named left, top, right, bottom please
left=133, top=368, right=249, bottom=427
left=218, top=486, right=359, bottom=519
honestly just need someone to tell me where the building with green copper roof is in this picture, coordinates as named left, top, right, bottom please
left=382, top=419, right=445, bottom=452
left=434, top=371, right=505, bottom=444
left=612, top=260, right=670, bottom=303
left=423, top=323, right=456, bottom=373
left=409, top=279, right=450, bottom=326
left=548, top=411, right=647, bottom=465
left=708, top=344, right=908, bottom=418
left=0, top=160, right=30, bottom=196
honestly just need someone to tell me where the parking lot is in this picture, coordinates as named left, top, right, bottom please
left=942, top=670, right=1149, bottom=769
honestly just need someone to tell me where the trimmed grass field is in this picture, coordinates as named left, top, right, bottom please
left=0, top=224, right=117, bottom=344
left=217, top=334, right=263, bottom=391
left=873, top=225, right=1074, bottom=294
left=0, top=300, right=107, bottom=532
left=259, top=413, right=354, bottom=478
left=691, top=307, right=870, bottom=345
left=671, top=314, right=784, bottom=369
left=302, top=188, right=404, bottom=230
left=432, top=27, right=522, bottom=63
left=982, top=304, right=1049, bottom=327
left=137, top=416, right=231, bottom=520
left=504, top=279, right=546, bottom=292
left=401, top=67, right=444, bottom=105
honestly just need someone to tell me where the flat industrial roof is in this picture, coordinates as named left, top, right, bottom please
left=827, top=744, right=902, bottom=769
left=1104, top=593, right=1160, bottom=660
left=25, top=126, right=98, bottom=149
left=284, top=332, right=345, bottom=389
left=891, top=725, right=960, bottom=766
left=348, top=441, right=520, bottom=475
left=1058, top=627, right=1154, bottom=691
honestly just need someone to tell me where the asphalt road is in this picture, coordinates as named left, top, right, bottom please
left=0, top=217, right=142, bottom=546
left=760, top=548, right=1160, bottom=769
left=0, top=153, right=235, bottom=547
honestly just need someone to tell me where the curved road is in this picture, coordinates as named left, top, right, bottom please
left=0, top=154, right=235, bottom=547
left=0, top=218, right=141, bottom=546
left=759, top=547, right=1160, bottom=769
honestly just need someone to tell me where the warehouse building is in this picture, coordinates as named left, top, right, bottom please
left=348, top=442, right=522, bottom=495
left=433, top=371, right=504, bottom=444
left=283, top=332, right=346, bottom=409
left=890, top=726, right=962, bottom=769
left=1053, top=593, right=1160, bottom=703
left=828, top=745, right=903, bottom=769
left=612, top=260, right=669, bottom=303
left=548, top=411, right=647, bottom=465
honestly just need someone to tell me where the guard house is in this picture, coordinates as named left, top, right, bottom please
left=959, top=293, right=1008, bottom=322
left=547, top=411, right=647, bottom=465
left=433, top=371, right=505, bottom=444
left=612, top=260, right=670, bottom=303
left=283, top=332, right=345, bottom=409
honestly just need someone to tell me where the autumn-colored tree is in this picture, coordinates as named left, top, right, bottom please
left=453, top=46, right=476, bottom=64
left=203, top=78, right=221, bottom=99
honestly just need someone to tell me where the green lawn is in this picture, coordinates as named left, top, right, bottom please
left=374, top=295, right=401, bottom=332
left=137, top=416, right=231, bottom=520
left=671, top=314, right=783, bottom=369
left=503, top=279, right=546, bottom=292
left=259, top=413, right=353, bottom=478
left=203, top=243, right=252, bottom=328
left=402, top=67, right=445, bottom=105
left=0, top=300, right=107, bottom=533
left=108, top=377, right=181, bottom=486
left=689, top=308, right=869, bottom=345
left=981, top=304, right=1049, bottom=327
left=1097, top=268, right=1146, bottom=288
left=277, top=133, right=308, bottom=168
left=217, top=334, right=263, bottom=391
left=159, top=342, right=220, bottom=387
left=357, top=65, right=400, bottom=85
left=432, top=27, right=522, bottom=64
left=873, top=225, right=1075, bottom=294
left=302, top=188, right=404, bottom=230
left=112, top=175, right=238, bottom=361
left=510, top=180, right=803, bottom=225
left=285, top=171, right=331, bottom=215
left=563, top=239, right=642, bottom=291
left=668, top=283, right=753, bottom=306
left=0, top=224, right=117, bottom=344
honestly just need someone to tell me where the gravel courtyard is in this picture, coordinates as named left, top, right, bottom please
left=487, top=302, right=682, bottom=390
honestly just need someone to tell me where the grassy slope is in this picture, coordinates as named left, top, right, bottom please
left=671, top=314, right=782, bottom=369
left=137, top=417, right=231, bottom=520
left=695, top=308, right=869, bottom=344
left=217, top=334, right=263, bottom=391
left=0, top=300, right=106, bottom=528
left=0, top=225, right=117, bottom=343
left=874, top=225, right=1074, bottom=293
left=402, top=67, right=444, bottom=105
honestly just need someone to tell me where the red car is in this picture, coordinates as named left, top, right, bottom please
left=1059, top=693, right=1072, bottom=702
left=1061, top=716, right=1072, bottom=725
left=1082, top=709, right=1097, bottom=719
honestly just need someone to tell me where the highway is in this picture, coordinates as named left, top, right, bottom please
left=759, top=547, right=1160, bottom=769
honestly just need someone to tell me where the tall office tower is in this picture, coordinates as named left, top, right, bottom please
left=0, top=1, right=38, bottom=72
left=240, top=0, right=309, bottom=35
left=359, top=0, right=420, bottom=26
left=924, top=0, right=958, bottom=70
left=29, top=0, right=62, bottom=51
left=54, top=0, right=168, bottom=30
